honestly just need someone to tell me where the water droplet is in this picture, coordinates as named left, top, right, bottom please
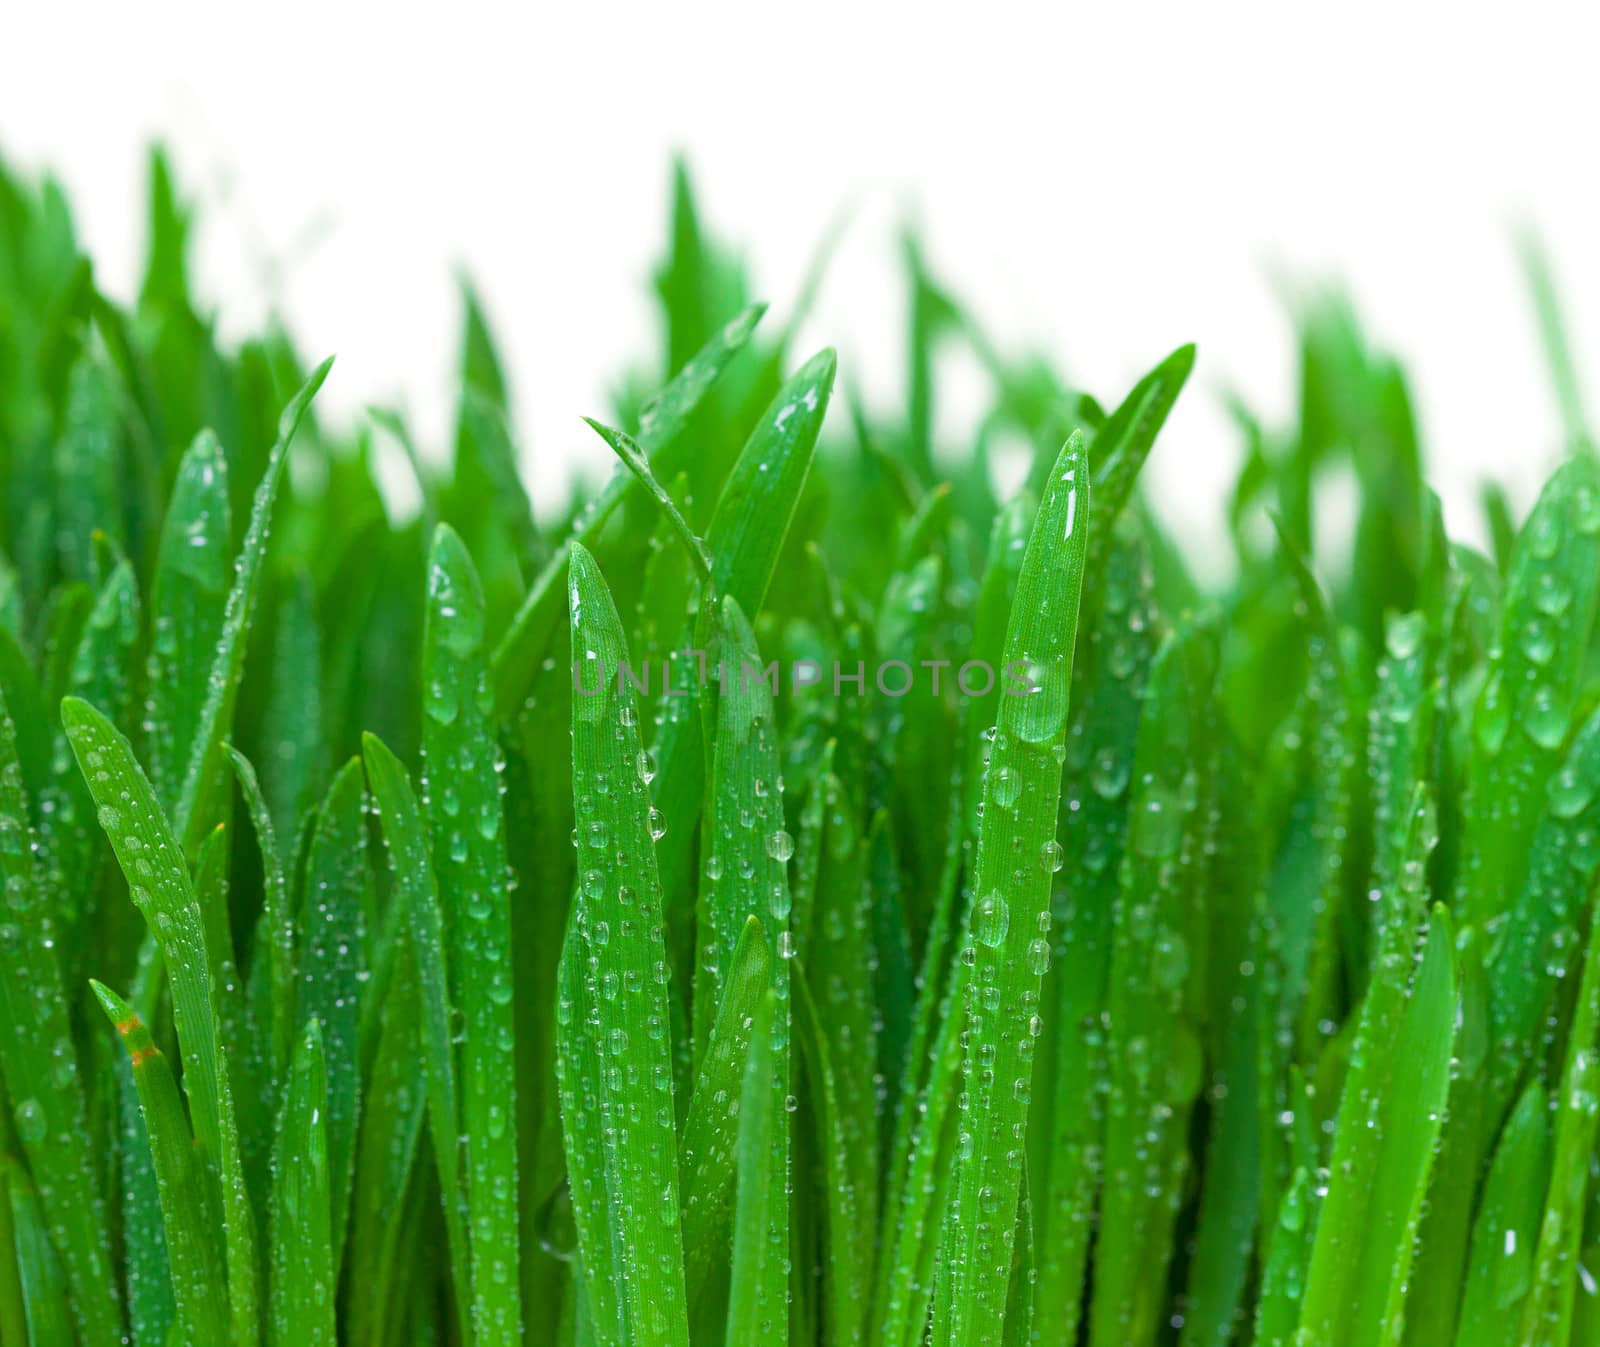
left=1090, top=748, right=1129, bottom=800
left=765, top=829, right=795, bottom=863
left=975, top=893, right=1010, bottom=948
left=14, top=1098, right=45, bottom=1145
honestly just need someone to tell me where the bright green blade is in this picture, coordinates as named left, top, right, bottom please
left=421, top=524, right=521, bottom=1345
left=679, top=915, right=772, bottom=1326
left=931, top=432, right=1090, bottom=1347
left=296, top=758, right=369, bottom=1268
left=1522, top=888, right=1600, bottom=1345
left=559, top=540, right=690, bottom=1347
left=92, top=979, right=227, bottom=1346
left=269, top=1018, right=334, bottom=1347
left=174, top=357, right=333, bottom=856
left=145, top=428, right=231, bottom=814
left=1455, top=1081, right=1550, bottom=1345
left=0, top=687, right=122, bottom=1344
left=361, top=730, right=473, bottom=1345
left=725, top=986, right=782, bottom=1346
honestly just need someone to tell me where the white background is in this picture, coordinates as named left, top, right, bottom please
left=4, top=2, right=1598, bottom=566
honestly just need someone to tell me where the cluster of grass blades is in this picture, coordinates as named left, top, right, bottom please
left=4, top=145, right=1600, bottom=1347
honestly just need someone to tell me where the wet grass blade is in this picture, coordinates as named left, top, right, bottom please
left=793, top=962, right=866, bottom=1347
left=679, top=915, right=772, bottom=1326
left=1090, top=630, right=1205, bottom=1347
left=725, top=985, right=781, bottom=1346
left=1455, top=1081, right=1549, bottom=1345
left=1521, top=892, right=1600, bottom=1345
left=490, top=303, right=766, bottom=718
left=1458, top=456, right=1600, bottom=934
left=931, top=432, right=1090, bottom=1347
left=296, top=758, right=369, bottom=1267
left=560, top=540, right=691, bottom=1346
left=269, top=1019, right=334, bottom=1347
left=421, top=524, right=521, bottom=1344
left=1035, top=516, right=1160, bottom=1344
left=0, top=688, right=122, bottom=1344
left=92, top=979, right=228, bottom=1345
left=228, top=746, right=295, bottom=1082
left=1298, top=788, right=1437, bottom=1342
left=1346, top=906, right=1457, bottom=1346
left=64, top=694, right=260, bottom=1344
left=650, top=348, right=837, bottom=947
left=145, top=428, right=230, bottom=814
left=361, top=730, right=472, bottom=1343
left=174, top=357, right=333, bottom=855
left=5, top=1157, right=74, bottom=1346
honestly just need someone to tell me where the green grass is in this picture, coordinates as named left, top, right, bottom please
left=3, top=143, right=1600, bottom=1347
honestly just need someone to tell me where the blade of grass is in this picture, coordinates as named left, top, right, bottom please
left=361, top=730, right=473, bottom=1345
left=63, top=695, right=260, bottom=1345
left=490, top=303, right=767, bottom=718
left=1455, top=1081, right=1549, bottom=1345
left=679, top=915, right=772, bottom=1328
left=227, top=746, right=295, bottom=1083
left=649, top=348, right=837, bottom=973
left=1347, top=906, right=1458, bottom=1346
left=0, top=687, right=122, bottom=1345
left=421, top=524, right=521, bottom=1345
left=1521, top=895, right=1600, bottom=1345
left=145, top=428, right=230, bottom=814
left=91, top=980, right=228, bottom=1346
left=931, top=431, right=1090, bottom=1347
left=560, top=540, right=690, bottom=1346
left=725, top=985, right=781, bottom=1345
left=5, top=1157, right=73, bottom=1346
left=174, top=356, right=333, bottom=856
left=296, top=758, right=369, bottom=1268
left=269, top=1019, right=334, bottom=1347
left=1458, top=456, right=1600, bottom=935
left=1297, top=788, right=1437, bottom=1341
left=1089, top=629, right=1206, bottom=1347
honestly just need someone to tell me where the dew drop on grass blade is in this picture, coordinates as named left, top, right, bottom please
left=0, top=688, right=122, bottom=1345
left=175, top=356, right=333, bottom=856
left=559, top=540, right=691, bottom=1347
left=146, top=428, right=231, bottom=815
left=930, top=431, right=1090, bottom=1347
left=269, top=1018, right=335, bottom=1347
left=362, top=729, right=473, bottom=1343
left=92, top=979, right=229, bottom=1346
left=421, top=524, right=522, bottom=1344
